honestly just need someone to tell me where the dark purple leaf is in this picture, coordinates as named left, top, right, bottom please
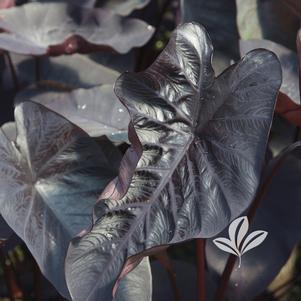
left=17, top=85, right=130, bottom=143
left=65, top=23, right=281, bottom=300
left=240, top=39, right=300, bottom=104
left=206, top=148, right=301, bottom=301
left=0, top=101, right=121, bottom=298
left=0, top=2, right=154, bottom=56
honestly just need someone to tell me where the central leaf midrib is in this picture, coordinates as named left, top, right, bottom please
left=85, top=135, right=194, bottom=300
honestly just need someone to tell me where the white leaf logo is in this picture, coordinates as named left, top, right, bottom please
left=213, top=216, right=268, bottom=268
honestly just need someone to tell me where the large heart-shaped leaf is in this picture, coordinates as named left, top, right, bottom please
left=206, top=147, right=301, bottom=301
left=240, top=39, right=300, bottom=104
left=17, top=85, right=130, bottom=143
left=0, top=2, right=154, bottom=55
left=0, top=101, right=121, bottom=298
left=65, top=23, right=281, bottom=300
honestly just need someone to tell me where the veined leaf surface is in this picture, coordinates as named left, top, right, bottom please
left=65, top=23, right=281, bottom=300
left=0, top=102, right=120, bottom=298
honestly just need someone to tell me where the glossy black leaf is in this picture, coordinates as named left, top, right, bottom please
left=17, top=85, right=130, bottom=143
left=0, top=2, right=154, bottom=56
left=0, top=102, right=121, bottom=298
left=65, top=23, right=281, bottom=300
left=240, top=39, right=300, bottom=104
left=206, top=148, right=301, bottom=301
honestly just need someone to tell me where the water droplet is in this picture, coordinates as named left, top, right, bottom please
left=147, top=25, right=153, bottom=31
left=112, top=243, right=116, bottom=249
left=105, top=233, right=113, bottom=239
left=111, top=133, right=115, bottom=136
left=118, top=108, right=124, bottom=113
left=65, top=42, right=76, bottom=54
left=77, top=104, right=87, bottom=110
left=234, top=283, right=238, bottom=287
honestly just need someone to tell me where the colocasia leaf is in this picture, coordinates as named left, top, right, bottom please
left=0, top=2, right=154, bottom=56
left=240, top=39, right=300, bottom=104
left=17, top=85, right=130, bottom=143
left=65, top=23, right=281, bottom=300
left=0, top=102, right=121, bottom=298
